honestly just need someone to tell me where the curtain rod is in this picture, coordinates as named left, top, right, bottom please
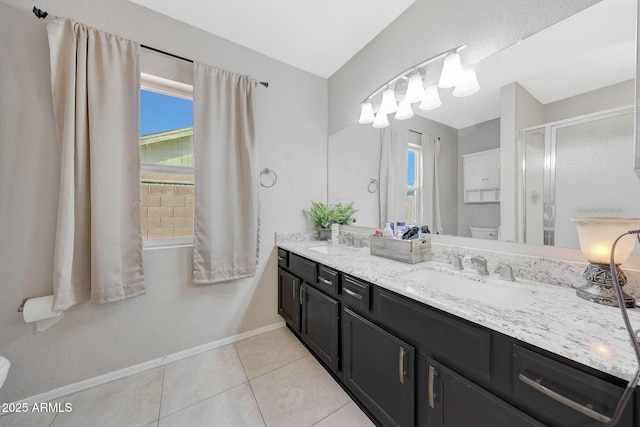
left=32, top=6, right=269, bottom=88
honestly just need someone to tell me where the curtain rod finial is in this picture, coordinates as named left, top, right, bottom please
left=32, top=6, right=48, bottom=19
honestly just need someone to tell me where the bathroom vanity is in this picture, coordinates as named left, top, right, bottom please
left=277, top=239, right=640, bottom=427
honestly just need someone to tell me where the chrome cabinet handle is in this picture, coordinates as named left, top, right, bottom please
left=399, top=348, right=404, bottom=384
left=428, top=365, right=437, bottom=408
left=277, top=256, right=285, bottom=261
left=318, top=277, right=333, bottom=286
left=299, top=284, right=305, bottom=305
left=292, top=280, right=296, bottom=300
left=344, top=288, right=362, bottom=300
left=519, top=374, right=611, bottom=423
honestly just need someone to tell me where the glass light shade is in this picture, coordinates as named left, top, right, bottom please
left=571, top=217, right=640, bottom=264
left=358, top=102, right=375, bottom=124
left=395, top=98, right=414, bottom=120
left=372, top=111, right=390, bottom=128
left=438, top=52, right=463, bottom=88
left=379, top=88, right=398, bottom=114
left=405, top=72, right=425, bottom=104
left=452, top=67, right=480, bottom=97
left=418, top=85, right=442, bottom=111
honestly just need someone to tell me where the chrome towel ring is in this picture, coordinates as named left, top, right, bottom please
left=368, top=178, right=379, bottom=193
left=260, top=168, right=278, bottom=188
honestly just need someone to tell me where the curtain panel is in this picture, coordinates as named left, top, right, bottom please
left=422, top=135, right=442, bottom=233
left=379, top=126, right=409, bottom=228
left=192, top=63, right=258, bottom=284
left=47, top=18, right=145, bottom=310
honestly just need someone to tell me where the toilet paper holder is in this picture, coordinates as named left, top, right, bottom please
left=17, top=298, right=29, bottom=313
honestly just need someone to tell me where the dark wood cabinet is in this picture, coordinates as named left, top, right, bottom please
left=343, top=307, right=415, bottom=427
left=278, top=267, right=301, bottom=332
left=277, top=248, right=638, bottom=427
left=427, top=359, right=544, bottom=427
left=301, top=283, right=340, bottom=373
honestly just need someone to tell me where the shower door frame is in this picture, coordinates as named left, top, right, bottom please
left=519, top=105, right=633, bottom=246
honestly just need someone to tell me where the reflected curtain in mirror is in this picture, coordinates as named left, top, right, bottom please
left=192, top=64, right=258, bottom=283
left=47, top=18, right=145, bottom=310
left=422, top=135, right=442, bottom=233
left=379, top=126, right=409, bottom=227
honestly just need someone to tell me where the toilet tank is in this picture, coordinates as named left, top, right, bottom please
left=469, top=226, right=498, bottom=240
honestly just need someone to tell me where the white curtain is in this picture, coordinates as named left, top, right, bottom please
left=422, top=135, right=442, bottom=233
left=192, top=63, right=258, bottom=284
left=379, top=125, right=409, bottom=227
left=47, top=18, right=145, bottom=310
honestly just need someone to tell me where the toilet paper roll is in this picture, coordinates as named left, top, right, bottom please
left=22, top=295, right=64, bottom=331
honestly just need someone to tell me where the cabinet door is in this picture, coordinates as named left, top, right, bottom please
left=486, top=151, right=501, bottom=188
left=343, top=308, right=415, bottom=427
left=278, top=267, right=301, bottom=333
left=427, top=359, right=544, bottom=427
left=463, top=155, right=486, bottom=190
left=301, top=284, right=340, bottom=373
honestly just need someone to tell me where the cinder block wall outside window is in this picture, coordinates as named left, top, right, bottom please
left=140, top=171, right=194, bottom=239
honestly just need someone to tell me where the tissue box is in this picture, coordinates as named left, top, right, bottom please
left=369, top=236, right=431, bottom=264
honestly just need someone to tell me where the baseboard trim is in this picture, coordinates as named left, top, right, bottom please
left=13, top=321, right=286, bottom=406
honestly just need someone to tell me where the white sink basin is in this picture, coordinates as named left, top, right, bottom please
left=400, top=269, right=537, bottom=310
left=308, top=245, right=332, bottom=254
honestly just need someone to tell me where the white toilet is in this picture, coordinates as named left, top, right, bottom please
left=469, top=226, right=499, bottom=240
left=0, top=356, right=10, bottom=390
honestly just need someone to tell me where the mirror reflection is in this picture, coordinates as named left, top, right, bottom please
left=328, top=0, right=638, bottom=250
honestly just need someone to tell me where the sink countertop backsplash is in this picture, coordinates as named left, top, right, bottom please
left=276, top=230, right=640, bottom=382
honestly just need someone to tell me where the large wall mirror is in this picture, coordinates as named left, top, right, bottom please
left=328, top=0, right=638, bottom=251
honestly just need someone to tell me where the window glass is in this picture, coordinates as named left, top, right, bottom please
left=140, top=86, right=194, bottom=242
left=407, top=144, right=421, bottom=223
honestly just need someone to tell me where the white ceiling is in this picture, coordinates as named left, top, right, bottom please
left=127, top=0, right=415, bottom=78
left=417, top=0, right=636, bottom=129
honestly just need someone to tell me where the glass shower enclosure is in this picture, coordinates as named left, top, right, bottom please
left=520, top=106, right=638, bottom=248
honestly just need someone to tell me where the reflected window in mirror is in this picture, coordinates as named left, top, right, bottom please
left=407, top=131, right=422, bottom=223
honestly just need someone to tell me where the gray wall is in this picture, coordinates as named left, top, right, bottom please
left=0, top=0, right=327, bottom=402
left=327, top=0, right=599, bottom=135
left=457, top=119, right=501, bottom=237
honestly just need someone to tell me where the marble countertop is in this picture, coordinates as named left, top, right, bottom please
left=277, top=239, right=640, bottom=382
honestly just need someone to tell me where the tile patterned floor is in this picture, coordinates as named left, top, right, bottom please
left=0, top=327, right=374, bottom=427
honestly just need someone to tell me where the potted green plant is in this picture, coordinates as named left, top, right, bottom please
left=334, top=202, right=357, bottom=225
left=306, top=201, right=336, bottom=240
left=306, top=201, right=357, bottom=240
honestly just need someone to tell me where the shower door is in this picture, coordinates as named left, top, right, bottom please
left=521, top=107, right=637, bottom=248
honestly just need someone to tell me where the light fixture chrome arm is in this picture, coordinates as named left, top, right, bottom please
left=603, top=230, right=640, bottom=426
left=359, top=45, right=466, bottom=104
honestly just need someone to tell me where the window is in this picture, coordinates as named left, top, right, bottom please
left=407, top=131, right=422, bottom=223
left=140, top=73, right=194, bottom=246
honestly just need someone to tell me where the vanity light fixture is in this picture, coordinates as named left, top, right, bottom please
left=358, top=101, right=375, bottom=124
left=357, top=45, right=479, bottom=129
left=571, top=217, right=640, bottom=307
left=438, top=52, right=464, bottom=88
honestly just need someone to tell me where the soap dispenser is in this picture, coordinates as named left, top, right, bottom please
left=382, top=223, right=393, bottom=237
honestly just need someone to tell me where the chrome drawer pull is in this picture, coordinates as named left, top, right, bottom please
left=519, top=374, right=611, bottom=423
left=277, top=256, right=285, bottom=261
left=318, top=277, right=333, bottom=286
left=343, top=288, right=363, bottom=300
left=428, top=365, right=437, bottom=408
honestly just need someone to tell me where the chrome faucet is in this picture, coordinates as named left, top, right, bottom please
left=470, top=256, right=489, bottom=275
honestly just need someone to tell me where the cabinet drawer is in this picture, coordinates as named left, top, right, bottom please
left=316, top=265, right=339, bottom=297
left=277, top=248, right=288, bottom=268
left=342, top=275, right=370, bottom=313
left=512, top=345, right=631, bottom=426
left=379, top=289, right=491, bottom=382
left=288, top=253, right=317, bottom=284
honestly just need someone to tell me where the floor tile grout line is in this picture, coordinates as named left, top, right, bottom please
left=156, top=366, right=166, bottom=425
left=157, top=380, right=251, bottom=421
left=157, top=343, right=249, bottom=419
left=309, top=401, right=352, bottom=427
left=232, top=343, right=268, bottom=426
left=246, top=353, right=312, bottom=382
